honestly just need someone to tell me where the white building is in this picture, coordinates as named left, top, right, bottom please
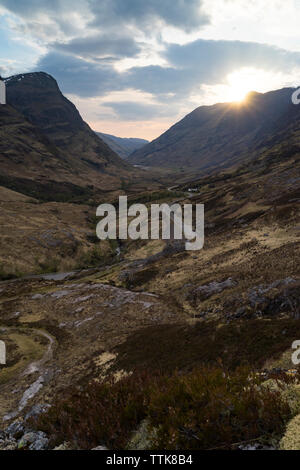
left=0, top=78, right=6, bottom=105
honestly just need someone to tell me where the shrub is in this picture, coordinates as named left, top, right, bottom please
left=147, top=368, right=291, bottom=450
left=33, top=367, right=292, bottom=450
left=75, top=245, right=115, bottom=269
left=280, top=414, right=300, bottom=450
left=38, top=257, right=60, bottom=274
left=112, top=319, right=300, bottom=373
left=0, top=264, right=24, bottom=280
left=33, top=372, right=153, bottom=449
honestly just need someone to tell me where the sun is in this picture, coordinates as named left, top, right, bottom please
left=224, top=67, right=274, bottom=103
left=226, top=79, right=251, bottom=102
left=225, top=68, right=258, bottom=102
left=199, top=68, right=293, bottom=107
left=199, top=67, right=281, bottom=106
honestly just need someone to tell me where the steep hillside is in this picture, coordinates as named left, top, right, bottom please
left=1, top=72, right=133, bottom=199
left=0, top=104, right=72, bottom=183
left=129, top=87, right=300, bottom=170
left=96, top=132, right=148, bottom=159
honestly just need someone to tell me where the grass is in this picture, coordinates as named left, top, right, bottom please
left=0, top=331, right=46, bottom=385
left=0, top=264, right=24, bottom=281
left=37, top=258, right=60, bottom=274
left=0, top=174, right=95, bottom=204
left=33, top=241, right=119, bottom=274
left=75, top=244, right=117, bottom=269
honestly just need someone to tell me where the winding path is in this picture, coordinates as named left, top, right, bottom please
left=2, top=327, right=56, bottom=421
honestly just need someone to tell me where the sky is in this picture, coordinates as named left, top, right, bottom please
left=0, top=0, right=300, bottom=140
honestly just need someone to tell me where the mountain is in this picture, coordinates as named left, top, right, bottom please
left=1, top=79, right=299, bottom=449
left=129, top=87, right=300, bottom=171
left=96, top=132, right=148, bottom=159
left=0, top=99, right=299, bottom=445
left=0, top=103, right=90, bottom=202
left=1, top=72, right=133, bottom=201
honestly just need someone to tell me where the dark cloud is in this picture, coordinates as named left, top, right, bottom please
left=1, top=0, right=209, bottom=66
left=52, top=34, right=141, bottom=59
left=37, top=52, right=122, bottom=97
left=89, top=0, right=209, bottom=32
left=0, top=0, right=209, bottom=35
left=0, top=0, right=78, bottom=19
left=36, top=37, right=300, bottom=121
left=165, top=39, right=300, bottom=76
left=126, top=65, right=188, bottom=96
left=5, top=0, right=298, bottom=123
left=127, top=40, right=300, bottom=98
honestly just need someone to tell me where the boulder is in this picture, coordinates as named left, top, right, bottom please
left=18, top=431, right=49, bottom=450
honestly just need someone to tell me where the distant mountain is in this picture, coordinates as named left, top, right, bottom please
left=1, top=72, right=133, bottom=201
left=129, top=88, right=300, bottom=171
left=96, top=132, right=148, bottom=159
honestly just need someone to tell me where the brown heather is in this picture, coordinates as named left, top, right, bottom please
left=33, top=367, right=292, bottom=450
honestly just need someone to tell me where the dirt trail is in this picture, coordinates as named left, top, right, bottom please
left=22, top=329, right=55, bottom=376
left=2, top=328, right=55, bottom=422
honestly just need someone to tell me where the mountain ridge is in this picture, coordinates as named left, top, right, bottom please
left=96, top=132, right=148, bottom=159
left=1, top=72, right=135, bottom=200
left=128, top=87, right=300, bottom=171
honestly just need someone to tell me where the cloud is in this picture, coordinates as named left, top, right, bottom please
left=0, top=0, right=76, bottom=16
left=0, top=0, right=208, bottom=27
left=0, top=0, right=210, bottom=71
left=0, top=0, right=209, bottom=43
left=102, top=101, right=167, bottom=121
left=89, top=0, right=209, bottom=32
left=165, top=39, right=300, bottom=75
left=37, top=51, right=122, bottom=97
left=52, top=34, right=141, bottom=59
left=36, top=37, right=300, bottom=119
left=3, top=0, right=300, bottom=136
left=127, top=40, right=300, bottom=98
left=0, top=61, right=17, bottom=76
left=0, top=0, right=92, bottom=43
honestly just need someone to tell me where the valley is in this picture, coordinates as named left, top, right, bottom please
left=0, top=72, right=299, bottom=451
left=0, top=145, right=299, bottom=448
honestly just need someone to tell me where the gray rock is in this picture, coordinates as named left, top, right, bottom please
left=248, top=278, right=297, bottom=307
left=6, top=420, right=24, bottom=439
left=53, top=442, right=73, bottom=450
left=31, top=294, right=44, bottom=300
left=91, top=445, right=108, bottom=450
left=18, top=431, right=48, bottom=450
left=193, top=278, right=236, bottom=300
left=51, top=290, right=70, bottom=299
left=0, top=438, right=17, bottom=451
left=25, top=403, right=51, bottom=422
left=29, top=437, right=49, bottom=451
left=235, top=307, right=246, bottom=318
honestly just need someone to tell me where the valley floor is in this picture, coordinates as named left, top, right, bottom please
left=0, top=150, right=299, bottom=449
